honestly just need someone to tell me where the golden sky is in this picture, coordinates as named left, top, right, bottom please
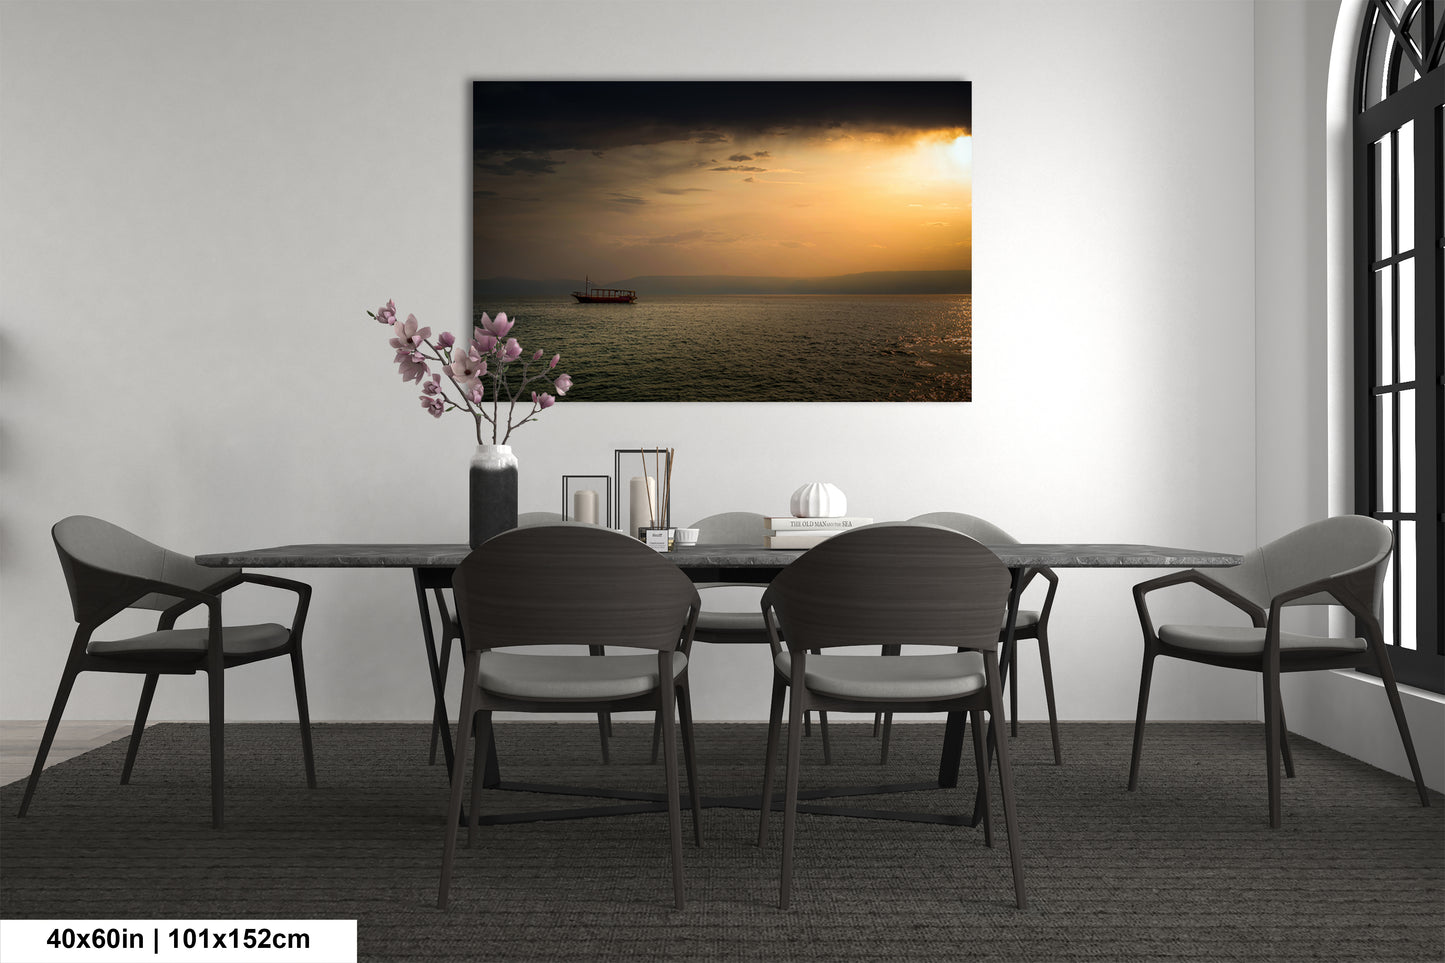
left=473, top=82, right=971, bottom=286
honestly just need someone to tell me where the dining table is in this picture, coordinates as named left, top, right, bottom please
left=197, top=538, right=1242, bottom=825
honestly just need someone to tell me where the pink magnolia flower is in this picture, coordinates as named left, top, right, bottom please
left=388, top=314, right=431, bottom=352
left=473, top=332, right=498, bottom=354
left=421, top=372, right=442, bottom=396
left=437, top=331, right=456, bottom=349
left=480, top=311, right=515, bottom=340
left=532, top=348, right=545, bottom=361
left=375, top=300, right=397, bottom=325
left=398, top=351, right=429, bottom=384
left=532, top=391, right=556, bottom=410
left=448, top=349, right=484, bottom=390
left=549, top=353, right=560, bottom=370
left=420, top=393, right=445, bottom=418
left=499, top=338, right=522, bottom=363
left=553, top=373, right=573, bottom=395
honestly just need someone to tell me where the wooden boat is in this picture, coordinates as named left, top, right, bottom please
left=571, top=277, right=637, bottom=303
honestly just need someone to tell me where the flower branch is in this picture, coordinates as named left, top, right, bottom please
left=367, top=300, right=574, bottom=445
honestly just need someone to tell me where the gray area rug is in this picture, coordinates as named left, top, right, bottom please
left=2, top=721, right=1441, bottom=962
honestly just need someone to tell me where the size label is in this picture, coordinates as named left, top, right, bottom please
left=0, top=920, right=357, bottom=962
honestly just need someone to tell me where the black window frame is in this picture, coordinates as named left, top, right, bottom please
left=1351, top=0, right=1444, bottom=694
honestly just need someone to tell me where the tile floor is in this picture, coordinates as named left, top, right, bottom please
left=0, top=721, right=136, bottom=787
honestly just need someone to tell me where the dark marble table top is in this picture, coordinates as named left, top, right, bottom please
left=197, top=541, right=1241, bottom=570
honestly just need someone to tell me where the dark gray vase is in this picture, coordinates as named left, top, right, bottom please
left=469, top=444, right=518, bottom=548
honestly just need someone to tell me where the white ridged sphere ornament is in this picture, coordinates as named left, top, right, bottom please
left=790, top=482, right=847, bottom=518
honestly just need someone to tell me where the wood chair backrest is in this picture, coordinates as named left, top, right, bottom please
left=762, top=523, right=1010, bottom=652
left=452, top=525, right=700, bottom=653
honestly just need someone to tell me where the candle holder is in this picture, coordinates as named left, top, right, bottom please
left=562, top=475, right=612, bottom=527
left=614, top=447, right=674, bottom=537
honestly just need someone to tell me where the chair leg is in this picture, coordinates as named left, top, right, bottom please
left=1371, top=640, right=1431, bottom=807
left=878, top=645, right=900, bottom=764
left=438, top=654, right=480, bottom=909
left=1278, top=703, right=1295, bottom=779
left=1264, top=662, right=1283, bottom=828
left=121, top=673, right=159, bottom=785
left=970, top=709, right=992, bottom=848
left=207, top=667, right=225, bottom=830
left=290, top=650, right=317, bottom=789
left=1127, top=651, right=1157, bottom=791
left=17, top=660, right=81, bottom=817
left=676, top=683, right=703, bottom=847
left=658, top=655, right=685, bottom=910
left=649, top=712, right=662, bottom=765
left=780, top=681, right=807, bottom=910
left=817, top=709, right=831, bottom=765
left=467, top=711, right=489, bottom=848
left=757, top=678, right=786, bottom=848
left=1036, top=629, right=1062, bottom=765
left=1009, top=642, right=1019, bottom=738
left=590, top=646, right=610, bottom=764
left=986, top=659, right=1027, bottom=910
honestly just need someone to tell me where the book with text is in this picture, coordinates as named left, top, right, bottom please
left=763, top=516, right=873, bottom=531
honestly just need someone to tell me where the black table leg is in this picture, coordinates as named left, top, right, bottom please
left=414, top=568, right=457, bottom=776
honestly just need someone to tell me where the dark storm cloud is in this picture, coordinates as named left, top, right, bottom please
left=473, top=81, right=970, bottom=158
left=475, top=153, right=563, bottom=176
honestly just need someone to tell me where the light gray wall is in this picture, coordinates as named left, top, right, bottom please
left=3, top=0, right=1261, bottom=727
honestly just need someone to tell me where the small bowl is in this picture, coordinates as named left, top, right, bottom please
left=674, top=528, right=701, bottom=546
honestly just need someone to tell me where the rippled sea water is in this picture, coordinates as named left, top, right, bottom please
left=474, top=294, right=972, bottom=402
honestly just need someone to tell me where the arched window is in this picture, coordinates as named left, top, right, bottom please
left=1352, top=0, right=1443, bottom=692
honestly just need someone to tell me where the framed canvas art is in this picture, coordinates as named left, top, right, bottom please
left=473, top=81, right=972, bottom=402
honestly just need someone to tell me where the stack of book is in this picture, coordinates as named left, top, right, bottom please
left=763, top=515, right=874, bottom=549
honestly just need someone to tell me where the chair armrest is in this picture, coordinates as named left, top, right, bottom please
left=1034, top=566, right=1059, bottom=626
left=235, top=572, right=312, bottom=644
left=759, top=588, right=785, bottom=657
left=1133, top=569, right=1266, bottom=644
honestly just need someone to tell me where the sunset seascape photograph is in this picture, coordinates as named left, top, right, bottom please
left=472, top=80, right=973, bottom=401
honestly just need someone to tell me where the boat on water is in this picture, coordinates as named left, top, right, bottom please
left=571, top=277, right=637, bottom=303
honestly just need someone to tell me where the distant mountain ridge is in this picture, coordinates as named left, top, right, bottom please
left=474, top=270, right=970, bottom=299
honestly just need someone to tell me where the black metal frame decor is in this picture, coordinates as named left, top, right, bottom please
left=1351, top=0, right=1443, bottom=693
left=614, top=448, right=673, bottom=535
left=562, top=475, right=612, bottom=527
left=472, top=81, right=973, bottom=402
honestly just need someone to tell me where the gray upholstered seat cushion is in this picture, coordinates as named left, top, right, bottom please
left=87, top=623, right=290, bottom=661
left=1010, top=610, right=1040, bottom=630
left=695, top=610, right=766, bottom=633
left=479, top=650, right=688, bottom=700
left=774, top=650, right=986, bottom=701
left=1158, top=624, right=1366, bottom=657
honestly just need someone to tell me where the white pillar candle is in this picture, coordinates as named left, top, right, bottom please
left=629, top=476, right=657, bottom=537
left=573, top=489, right=599, bottom=525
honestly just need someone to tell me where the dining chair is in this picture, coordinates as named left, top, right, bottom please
left=897, top=512, right=1062, bottom=764
left=648, top=511, right=832, bottom=763
left=427, top=511, right=620, bottom=763
left=19, top=515, right=315, bottom=829
left=438, top=525, right=703, bottom=910
left=756, top=523, right=1025, bottom=909
left=1129, top=514, right=1430, bottom=827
